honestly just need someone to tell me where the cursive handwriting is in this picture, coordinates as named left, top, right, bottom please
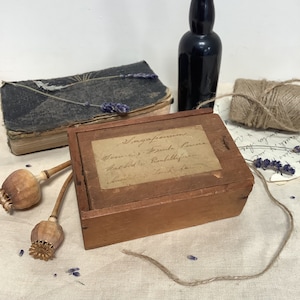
left=92, top=125, right=221, bottom=189
left=122, top=132, right=188, bottom=147
left=146, top=144, right=174, bottom=154
left=102, top=152, right=140, bottom=162
left=151, top=153, right=187, bottom=164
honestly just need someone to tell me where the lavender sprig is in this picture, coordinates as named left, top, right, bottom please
left=253, top=157, right=295, bottom=175
left=31, top=73, right=158, bottom=91
left=5, top=72, right=156, bottom=111
left=100, top=102, right=130, bottom=115
left=120, top=73, right=158, bottom=79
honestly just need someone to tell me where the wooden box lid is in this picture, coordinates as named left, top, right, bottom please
left=68, top=109, right=254, bottom=249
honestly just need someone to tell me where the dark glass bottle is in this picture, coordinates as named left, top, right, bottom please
left=178, top=0, right=222, bottom=110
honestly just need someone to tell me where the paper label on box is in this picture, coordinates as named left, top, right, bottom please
left=92, top=125, right=221, bottom=189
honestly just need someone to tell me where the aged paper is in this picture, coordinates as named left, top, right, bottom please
left=92, top=125, right=221, bottom=189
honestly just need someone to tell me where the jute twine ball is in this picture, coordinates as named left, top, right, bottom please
left=230, top=79, right=300, bottom=132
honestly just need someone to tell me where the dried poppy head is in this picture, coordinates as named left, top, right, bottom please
left=29, top=171, right=73, bottom=261
left=29, top=217, right=64, bottom=261
left=0, top=169, right=42, bottom=213
left=0, top=161, right=71, bottom=214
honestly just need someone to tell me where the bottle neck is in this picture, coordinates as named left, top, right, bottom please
left=189, top=0, right=215, bottom=35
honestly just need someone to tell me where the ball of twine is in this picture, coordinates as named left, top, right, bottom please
left=230, top=79, right=300, bottom=132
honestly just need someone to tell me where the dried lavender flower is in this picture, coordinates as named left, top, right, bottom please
left=281, top=163, right=295, bottom=175
left=114, top=103, right=130, bottom=114
left=292, top=145, right=300, bottom=153
left=67, top=268, right=81, bottom=277
left=253, top=158, right=295, bottom=175
left=67, top=267, right=80, bottom=274
left=120, top=73, right=158, bottom=79
left=100, top=102, right=130, bottom=115
left=100, top=102, right=114, bottom=113
left=187, top=255, right=198, bottom=261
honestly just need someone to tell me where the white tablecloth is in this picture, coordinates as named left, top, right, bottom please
left=0, top=86, right=299, bottom=300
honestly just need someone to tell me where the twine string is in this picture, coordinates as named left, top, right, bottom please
left=122, top=164, right=294, bottom=286
left=196, top=79, right=300, bottom=132
left=5, top=82, right=103, bottom=108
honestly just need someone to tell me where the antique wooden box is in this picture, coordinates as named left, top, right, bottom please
left=68, top=109, right=254, bottom=249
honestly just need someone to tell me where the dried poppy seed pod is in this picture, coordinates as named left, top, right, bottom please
left=29, top=216, right=64, bottom=261
left=0, top=160, right=71, bottom=214
left=0, top=169, right=43, bottom=213
left=29, top=172, right=73, bottom=261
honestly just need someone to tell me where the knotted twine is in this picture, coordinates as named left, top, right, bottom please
left=123, top=164, right=294, bottom=286
left=122, top=79, right=299, bottom=285
left=197, top=78, right=300, bottom=132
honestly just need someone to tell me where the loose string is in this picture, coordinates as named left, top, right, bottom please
left=196, top=79, right=300, bottom=132
left=122, top=164, right=294, bottom=286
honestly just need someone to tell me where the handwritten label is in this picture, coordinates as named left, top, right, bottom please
left=92, top=125, right=221, bottom=189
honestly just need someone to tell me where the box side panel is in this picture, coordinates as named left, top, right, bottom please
left=80, top=180, right=253, bottom=249
left=68, top=130, right=91, bottom=212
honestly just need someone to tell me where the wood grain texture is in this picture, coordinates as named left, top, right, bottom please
left=68, top=109, right=254, bottom=249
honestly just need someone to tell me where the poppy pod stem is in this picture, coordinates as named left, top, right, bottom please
left=36, top=160, right=72, bottom=181
left=50, top=171, right=74, bottom=219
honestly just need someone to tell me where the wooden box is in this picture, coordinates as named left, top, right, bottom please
left=68, top=109, right=254, bottom=250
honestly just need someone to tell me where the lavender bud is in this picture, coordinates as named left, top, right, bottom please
left=100, top=102, right=130, bottom=115
left=67, top=267, right=80, bottom=274
left=114, top=103, right=130, bottom=114
left=122, top=73, right=158, bottom=79
left=187, top=255, right=198, bottom=261
left=270, top=160, right=282, bottom=171
left=101, top=102, right=115, bottom=113
left=261, top=159, right=271, bottom=169
left=282, top=164, right=295, bottom=175
left=72, top=271, right=81, bottom=277
left=292, top=146, right=300, bottom=153
left=253, top=158, right=262, bottom=168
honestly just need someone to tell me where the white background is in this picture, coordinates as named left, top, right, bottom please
left=1, top=2, right=300, bottom=299
left=1, top=0, right=300, bottom=88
